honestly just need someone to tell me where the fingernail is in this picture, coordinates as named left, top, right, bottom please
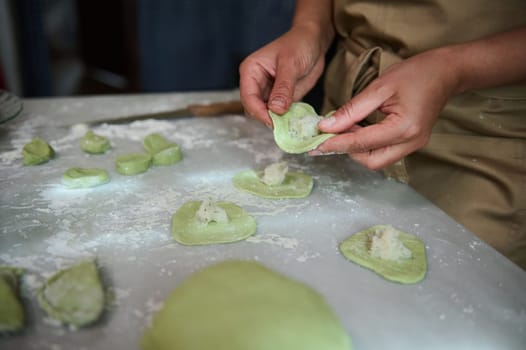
left=320, top=116, right=335, bottom=127
left=269, top=97, right=287, bottom=111
left=309, top=150, right=323, bottom=156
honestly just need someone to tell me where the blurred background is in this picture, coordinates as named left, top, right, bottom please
left=1, top=0, right=335, bottom=105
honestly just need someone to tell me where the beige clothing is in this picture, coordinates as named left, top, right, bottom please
left=323, top=0, right=526, bottom=269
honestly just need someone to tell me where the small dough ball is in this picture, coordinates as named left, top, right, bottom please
left=62, top=167, right=110, bottom=189
left=80, top=131, right=111, bottom=154
left=141, top=261, right=352, bottom=350
left=115, top=153, right=151, bottom=175
left=143, top=133, right=182, bottom=166
left=22, top=138, right=55, bottom=165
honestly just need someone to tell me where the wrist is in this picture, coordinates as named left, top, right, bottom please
left=292, top=0, right=335, bottom=52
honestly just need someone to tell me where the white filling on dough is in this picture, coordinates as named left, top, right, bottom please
left=261, top=161, right=289, bottom=186
left=369, top=226, right=412, bottom=261
left=288, top=114, right=322, bottom=139
left=195, top=200, right=229, bottom=225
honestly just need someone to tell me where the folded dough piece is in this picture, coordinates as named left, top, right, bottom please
left=269, top=102, right=335, bottom=154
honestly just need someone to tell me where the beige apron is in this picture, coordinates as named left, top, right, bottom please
left=323, top=0, right=526, bottom=269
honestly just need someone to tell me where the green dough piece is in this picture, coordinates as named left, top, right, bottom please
left=269, top=102, right=335, bottom=154
left=339, top=225, right=427, bottom=284
left=37, top=260, right=105, bottom=327
left=62, top=167, right=110, bottom=188
left=233, top=169, right=313, bottom=199
left=80, top=131, right=111, bottom=154
left=115, top=153, right=152, bottom=175
left=143, top=133, right=182, bottom=166
left=0, top=266, right=25, bottom=332
left=22, top=138, right=55, bottom=165
left=141, top=260, right=352, bottom=350
left=171, top=200, right=257, bottom=245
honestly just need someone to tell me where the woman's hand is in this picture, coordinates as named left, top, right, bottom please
left=239, top=24, right=329, bottom=127
left=239, top=0, right=334, bottom=127
left=312, top=48, right=459, bottom=169
left=313, top=26, right=526, bottom=170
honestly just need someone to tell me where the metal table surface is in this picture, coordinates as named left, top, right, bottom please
left=1, top=91, right=525, bottom=350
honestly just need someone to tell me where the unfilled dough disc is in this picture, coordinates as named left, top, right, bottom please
left=141, top=260, right=352, bottom=350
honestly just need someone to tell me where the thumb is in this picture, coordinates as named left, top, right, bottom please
left=319, top=81, right=393, bottom=133
left=268, top=58, right=301, bottom=115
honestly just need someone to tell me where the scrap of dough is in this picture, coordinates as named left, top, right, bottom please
left=115, top=153, right=152, bottom=175
left=80, top=130, right=111, bottom=154
left=141, top=260, right=352, bottom=350
left=233, top=162, right=313, bottom=199
left=37, top=260, right=105, bottom=327
left=269, top=102, right=335, bottom=154
left=143, top=133, right=182, bottom=166
left=62, top=167, right=110, bottom=188
left=369, top=225, right=412, bottom=261
left=171, top=200, right=256, bottom=245
left=0, top=266, right=25, bottom=332
left=22, top=137, right=55, bottom=165
left=339, top=225, right=427, bottom=284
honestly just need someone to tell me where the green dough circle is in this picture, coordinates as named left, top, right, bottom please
left=62, top=167, right=110, bottom=188
left=115, top=153, right=152, bottom=175
left=37, top=260, right=105, bottom=327
left=80, top=131, right=111, bottom=154
left=0, top=266, right=25, bottom=332
left=339, top=225, right=427, bottom=284
left=22, top=138, right=55, bottom=165
left=143, top=133, right=182, bottom=166
left=233, top=170, right=313, bottom=199
left=171, top=201, right=256, bottom=245
left=269, top=102, right=335, bottom=154
left=141, top=260, right=352, bottom=350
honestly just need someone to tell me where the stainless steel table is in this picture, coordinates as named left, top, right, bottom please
left=1, top=91, right=525, bottom=350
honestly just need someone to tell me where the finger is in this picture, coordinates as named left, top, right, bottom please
left=239, top=63, right=274, bottom=126
left=317, top=114, right=408, bottom=154
left=267, top=57, right=302, bottom=115
left=348, top=140, right=419, bottom=170
left=318, top=81, right=393, bottom=133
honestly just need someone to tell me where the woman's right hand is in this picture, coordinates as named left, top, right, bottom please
left=239, top=22, right=332, bottom=127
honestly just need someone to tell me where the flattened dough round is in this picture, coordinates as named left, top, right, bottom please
left=233, top=170, right=313, bottom=199
left=171, top=200, right=256, bottom=245
left=143, top=133, right=182, bottom=166
left=80, top=131, right=111, bottom=154
left=62, top=167, right=110, bottom=188
left=141, top=260, right=352, bottom=350
left=269, top=102, right=335, bottom=154
left=37, top=260, right=105, bottom=327
left=116, top=153, right=151, bottom=175
left=0, top=266, right=25, bottom=332
left=22, top=138, right=55, bottom=165
left=339, top=225, right=427, bottom=284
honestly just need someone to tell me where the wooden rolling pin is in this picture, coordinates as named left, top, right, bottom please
left=88, top=100, right=245, bottom=125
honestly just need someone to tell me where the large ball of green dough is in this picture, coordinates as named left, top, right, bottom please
left=141, top=261, right=352, bottom=350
